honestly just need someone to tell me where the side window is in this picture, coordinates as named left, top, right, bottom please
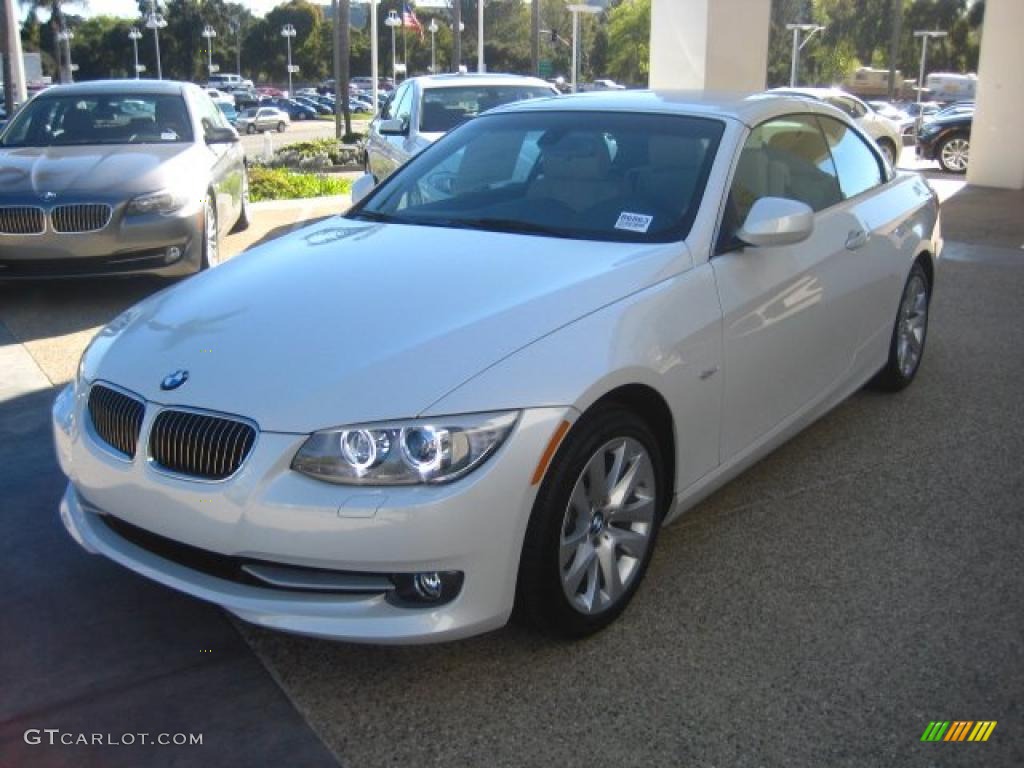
left=196, top=93, right=228, bottom=135
left=381, top=83, right=406, bottom=121
left=816, top=115, right=884, bottom=198
left=727, top=114, right=842, bottom=229
left=392, top=85, right=414, bottom=128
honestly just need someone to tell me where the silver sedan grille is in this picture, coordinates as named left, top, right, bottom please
left=51, top=204, right=113, bottom=233
left=0, top=206, right=45, bottom=235
left=87, top=385, right=146, bottom=458
left=149, top=410, right=257, bottom=481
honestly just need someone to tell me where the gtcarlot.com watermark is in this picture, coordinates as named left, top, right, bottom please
left=24, top=729, right=202, bottom=747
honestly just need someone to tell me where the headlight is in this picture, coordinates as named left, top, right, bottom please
left=291, top=411, right=519, bottom=486
left=126, top=189, right=188, bottom=215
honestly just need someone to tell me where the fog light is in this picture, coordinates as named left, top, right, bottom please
left=388, top=570, right=464, bottom=608
left=166, top=246, right=181, bottom=262
left=413, top=572, right=443, bottom=600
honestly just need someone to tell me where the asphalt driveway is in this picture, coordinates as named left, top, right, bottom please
left=1, top=177, right=1021, bottom=767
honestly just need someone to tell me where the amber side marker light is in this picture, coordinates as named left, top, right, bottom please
left=531, top=420, right=571, bottom=485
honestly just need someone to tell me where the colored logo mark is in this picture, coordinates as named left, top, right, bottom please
left=921, top=721, right=997, bottom=742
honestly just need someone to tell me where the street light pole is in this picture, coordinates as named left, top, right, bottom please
left=913, top=30, right=947, bottom=130
left=202, top=24, right=217, bottom=78
left=230, top=17, right=241, bottom=76
left=385, top=10, right=400, bottom=84
left=281, top=23, right=297, bottom=96
left=477, top=0, right=484, bottom=73
left=128, top=27, right=142, bottom=79
left=428, top=19, right=439, bottom=74
left=57, top=27, right=74, bottom=83
left=785, top=22, right=824, bottom=88
left=145, top=2, right=167, bottom=80
left=566, top=4, right=600, bottom=94
left=370, top=0, right=379, bottom=113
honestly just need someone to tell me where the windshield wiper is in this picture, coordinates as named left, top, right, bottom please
left=347, top=210, right=403, bottom=224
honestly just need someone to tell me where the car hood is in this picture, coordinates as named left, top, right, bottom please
left=83, top=218, right=688, bottom=433
left=0, top=143, right=199, bottom=200
left=923, top=113, right=973, bottom=130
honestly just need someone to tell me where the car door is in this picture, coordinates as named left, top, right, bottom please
left=380, top=82, right=415, bottom=178
left=711, top=113, right=869, bottom=460
left=814, top=113, right=906, bottom=360
left=195, top=92, right=243, bottom=232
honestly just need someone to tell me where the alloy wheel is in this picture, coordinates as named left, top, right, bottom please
left=896, top=271, right=928, bottom=378
left=940, top=137, right=969, bottom=173
left=204, top=198, right=220, bottom=267
left=559, top=437, right=657, bottom=615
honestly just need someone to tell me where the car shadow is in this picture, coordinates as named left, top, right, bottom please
left=245, top=215, right=335, bottom=250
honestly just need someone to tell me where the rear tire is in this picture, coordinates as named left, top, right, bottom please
left=246, top=124, right=255, bottom=135
left=870, top=261, right=931, bottom=391
left=515, top=406, right=665, bottom=639
left=276, top=121, right=286, bottom=133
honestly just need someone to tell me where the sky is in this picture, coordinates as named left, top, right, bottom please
left=67, top=1, right=287, bottom=21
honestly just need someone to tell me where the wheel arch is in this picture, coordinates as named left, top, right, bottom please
left=579, top=383, right=677, bottom=507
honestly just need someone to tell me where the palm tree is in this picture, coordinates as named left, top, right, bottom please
left=334, top=0, right=351, bottom=138
left=24, top=0, right=70, bottom=82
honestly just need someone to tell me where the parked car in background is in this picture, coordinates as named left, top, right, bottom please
left=586, top=78, right=626, bottom=90
left=205, top=87, right=235, bottom=107
left=217, top=102, right=238, bottom=125
left=236, top=106, right=289, bottom=134
left=264, top=97, right=318, bottom=121
left=295, top=96, right=332, bottom=116
left=365, top=73, right=558, bottom=182
left=208, top=73, right=254, bottom=90
left=0, top=80, right=248, bottom=278
left=770, top=87, right=903, bottom=166
left=867, top=100, right=916, bottom=145
left=917, top=109, right=972, bottom=173
left=53, top=91, right=941, bottom=643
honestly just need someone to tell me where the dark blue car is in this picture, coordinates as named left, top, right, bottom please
left=266, top=98, right=318, bottom=121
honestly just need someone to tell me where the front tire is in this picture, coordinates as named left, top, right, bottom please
left=937, top=134, right=969, bottom=174
left=246, top=124, right=255, bottom=135
left=516, top=407, right=665, bottom=638
left=870, top=261, right=931, bottom=391
left=276, top=121, right=286, bottom=133
left=200, top=193, right=220, bottom=270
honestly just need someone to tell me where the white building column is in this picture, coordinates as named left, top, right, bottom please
left=967, top=0, right=1024, bottom=190
left=649, top=0, right=770, bottom=91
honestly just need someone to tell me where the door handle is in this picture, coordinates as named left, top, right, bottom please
left=845, top=229, right=868, bottom=250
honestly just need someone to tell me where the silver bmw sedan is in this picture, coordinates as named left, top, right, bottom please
left=0, top=79, right=249, bottom=279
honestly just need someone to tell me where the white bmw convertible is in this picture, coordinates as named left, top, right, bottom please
left=53, top=92, right=940, bottom=643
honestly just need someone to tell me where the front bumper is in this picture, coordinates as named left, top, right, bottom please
left=0, top=200, right=203, bottom=279
left=53, top=384, right=572, bottom=644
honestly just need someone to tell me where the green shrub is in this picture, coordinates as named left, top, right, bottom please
left=249, top=167, right=353, bottom=202
left=256, top=138, right=363, bottom=169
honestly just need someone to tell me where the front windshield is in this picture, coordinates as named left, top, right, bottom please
left=352, top=110, right=724, bottom=243
left=1, top=93, right=194, bottom=147
left=420, top=85, right=556, bottom=132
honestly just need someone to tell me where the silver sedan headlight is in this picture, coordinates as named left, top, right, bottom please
left=291, top=411, right=519, bottom=486
left=126, top=189, right=188, bottom=215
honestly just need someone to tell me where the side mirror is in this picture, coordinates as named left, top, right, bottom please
left=736, top=197, right=814, bottom=248
left=378, top=117, right=407, bottom=136
left=350, top=173, right=376, bottom=205
left=205, top=126, right=239, bottom=144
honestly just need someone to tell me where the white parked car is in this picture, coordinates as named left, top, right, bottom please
left=204, top=87, right=235, bottom=107
left=771, top=87, right=903, bottom=165
left=364, top=73, right=559, bottom=182
left=54, top=92, right=940, bottom=644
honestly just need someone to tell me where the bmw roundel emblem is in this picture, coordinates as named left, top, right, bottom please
left=160, top=369, right=189, bottom=390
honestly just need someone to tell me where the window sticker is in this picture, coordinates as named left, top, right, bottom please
left=614, top=212, right=653, bottom=233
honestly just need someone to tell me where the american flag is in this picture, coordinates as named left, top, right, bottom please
left=402, top=3, right=424, bottom=39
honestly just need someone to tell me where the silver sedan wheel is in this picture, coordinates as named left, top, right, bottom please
left=896, top=272, right=928, bottom=378
left=559, top=437, right=657, bottom=615
left=940, top=137, right=969, bottom=172
left=204, top=198, right=220, bottom=267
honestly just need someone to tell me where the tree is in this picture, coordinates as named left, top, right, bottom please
left=606, top=0, right=649, bottom=86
